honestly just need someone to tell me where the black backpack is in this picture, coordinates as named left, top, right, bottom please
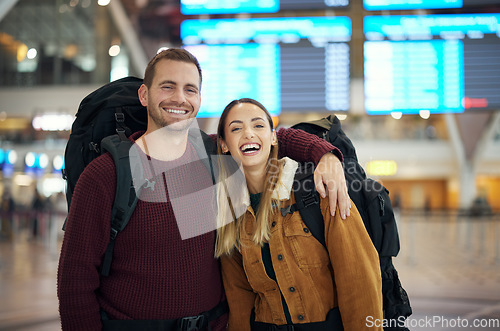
left=290, top=115, right=412, bottom=330
left=62, top=76, right=215, bottom=276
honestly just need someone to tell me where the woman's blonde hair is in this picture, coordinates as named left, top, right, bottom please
left=215, top=98, right=283, bottom=257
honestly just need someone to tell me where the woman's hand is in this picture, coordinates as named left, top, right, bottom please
left=314, top=153, right=351, bottom=218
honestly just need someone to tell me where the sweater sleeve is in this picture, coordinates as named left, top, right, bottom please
left=220, top=251, right=256, bottom=331
left=57, top=155, right=116, bottom=330
left=276, top=127, right=342, bottom=165
left=208, top=127, right=343, bottom=165
left=322, top=199, right=384, bottom=331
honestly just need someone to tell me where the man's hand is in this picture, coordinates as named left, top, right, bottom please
left=314, top=153, right=351, bottom=218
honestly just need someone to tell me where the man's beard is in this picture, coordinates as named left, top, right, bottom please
left=149, top=107, right=195, bottom=133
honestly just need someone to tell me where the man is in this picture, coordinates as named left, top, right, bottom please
left=58, top=48, right=350, bottom=330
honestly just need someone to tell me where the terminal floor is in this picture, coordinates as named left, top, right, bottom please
left=0, top=213, right=499, bottom=330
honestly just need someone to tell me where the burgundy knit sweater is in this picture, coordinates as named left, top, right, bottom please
left=57, top=128, right=338, bottom=330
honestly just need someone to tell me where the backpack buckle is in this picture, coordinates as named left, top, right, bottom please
left=301, top=192, right=319, bottom=208
left=115, top=112, right=125, bottom=123
left=178, top=314, right=205, bottom=331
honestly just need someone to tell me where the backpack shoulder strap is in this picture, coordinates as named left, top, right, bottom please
left=280, top=163, right=326, bottom=248
left=99, top=133, right=141, bottom=276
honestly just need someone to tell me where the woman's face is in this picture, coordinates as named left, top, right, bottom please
left=220, top=102, right=277, bottom=171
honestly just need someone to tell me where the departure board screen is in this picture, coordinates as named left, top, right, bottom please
left=363, top=0, right=498, bottom=11
left=364, top=14, right=500, bottom=115
left=181, top=0, right=348, bottom=15
left=182, top=17, right=352, bottom=117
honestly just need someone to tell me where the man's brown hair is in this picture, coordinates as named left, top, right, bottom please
left=143, top=48, right=202, bottom=89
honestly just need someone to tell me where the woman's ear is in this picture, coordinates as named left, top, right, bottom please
left=220, top=139, right=229, bottom=154
left=271, top=130, right=277, bottom=146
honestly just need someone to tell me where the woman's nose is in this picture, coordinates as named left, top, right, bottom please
left=243, top=126, right=255, bottom=138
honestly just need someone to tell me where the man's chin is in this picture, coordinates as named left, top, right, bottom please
left=164, top=117, right=195, bottom=132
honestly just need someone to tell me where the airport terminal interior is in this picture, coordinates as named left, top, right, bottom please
left=0, top=0, right=500, bottom=330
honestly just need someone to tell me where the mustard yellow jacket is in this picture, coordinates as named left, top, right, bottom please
left=220, top=158, right=383, bottom=331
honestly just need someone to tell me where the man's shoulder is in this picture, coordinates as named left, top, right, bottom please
left=80, top=153, right=117, bottom=183
left=70, top=153, right=117, bottom=205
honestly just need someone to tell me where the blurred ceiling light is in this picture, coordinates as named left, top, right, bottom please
left=25, top=152, right=36, bottom=168
left=7, top=150, right=17, bottom=165
left=32, top=114, right=74, bottom=131
left=390, top=112, right=403, bottom=120
left=64, top=44, right=79, bottom=59
left=39, top=153, right=49, bottom=169
left=53, top=155, right=65, bottom=171
left=98, top=0, right=111, bottom=6
left=419, top=110, right=431, bottom=119
left=13, top=174, right=32, bottom=187
left=109, top=44, right=121, bottom=57
left=0, top=33, right=24, bottom=58
left=17, top=44, right=28, bottom=62
left=27, top=48, right=37, bottom=60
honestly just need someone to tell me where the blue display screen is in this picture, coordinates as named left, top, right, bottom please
left=182, top=17, right=352, bottom=117
left=363, top=0, right=500, bottom=10
left=363, top=0, right=462, bottom=11
left=182, top=17, right=352, bottom=44
left=364, top=14, right=500, bottom=39
left=364, top=40, right=464, bottom=115
left=181, top=0, right=349, bottom=15
left=185, top=44, right=281, bottom=117
left=181, top=0, right=279, bottom=15
left=364, top=14, right=500, bottom=114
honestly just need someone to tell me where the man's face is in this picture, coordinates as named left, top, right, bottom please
left=139, top=59, right=201, bottom=132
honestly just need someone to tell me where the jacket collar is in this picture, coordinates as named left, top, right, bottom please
left=242, top=157, right=299, bottom=205
left=272, top=157, right=298, bottom=201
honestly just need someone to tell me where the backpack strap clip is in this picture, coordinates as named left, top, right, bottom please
left=115, top=112, right=125, bottom=123
left=296, top=191, right=320, bottom=209
left=178, top=314, right=205, bottom=331
left=280, top=191, right=319, bottom=217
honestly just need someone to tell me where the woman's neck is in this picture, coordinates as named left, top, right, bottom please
left=243, top=165, right=267, bottom=194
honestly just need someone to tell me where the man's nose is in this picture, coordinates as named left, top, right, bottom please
left=170, top=88, right=186, bottom=104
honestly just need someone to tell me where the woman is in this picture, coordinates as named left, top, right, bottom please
left=215, top=98, right=384, bottom=331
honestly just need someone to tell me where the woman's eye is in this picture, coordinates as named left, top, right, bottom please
left=230, top=127, right=241, bottom=132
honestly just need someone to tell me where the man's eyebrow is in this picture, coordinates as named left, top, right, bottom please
left=158, top=80, right=176, bottom=85
left=158, top=80, right=199, bottom=90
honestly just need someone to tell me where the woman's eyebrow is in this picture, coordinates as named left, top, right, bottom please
left=228, top=119, right=243, bottom=126
left=251, top=117, right=265, bottom=122
left=228, top=117, right=265, bottom=126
